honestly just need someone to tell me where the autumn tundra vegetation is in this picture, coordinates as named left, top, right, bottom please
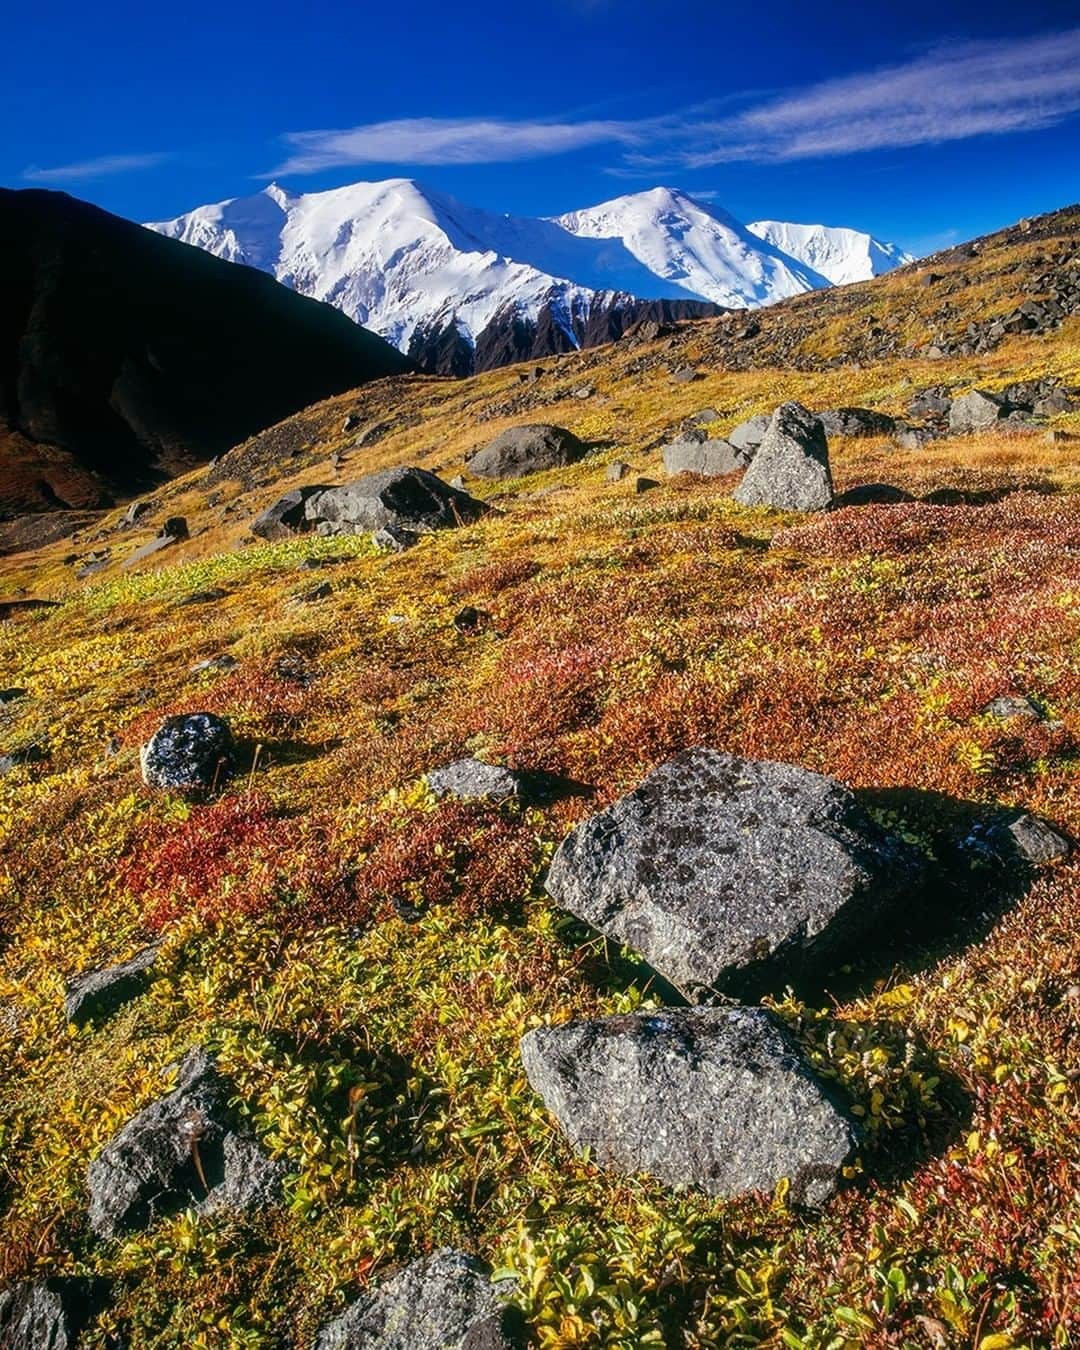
left=0, top=204, right=1079, bottom=1347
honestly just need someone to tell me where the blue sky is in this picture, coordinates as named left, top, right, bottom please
left=4, top=1, right=1080, bottom=253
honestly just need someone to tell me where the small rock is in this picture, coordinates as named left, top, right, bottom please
left=315, top=1249, right=522, bottom=1350
left=177, top=588, right=228, bottom=607
left=521, top=1007, right=858, bottom=1205
left=965, top=812, right=1072, bottom=868
left=140, top=713, right=234, bottom=792
left=65, top=945, right=161, bottom=1027
left=452, top=606, right=488, bottom=633
left=0, top=1277, right=108, bottom=1349
left=87, top=1048, right=284, bottom=1238
left=191, top=654, right=238, bottom=674
left=671, top=366, right=702, bottom=384
left=893, top=424, right=938, bottom=451
left=290, top=582, right=332, bottom=605
left=426, top=758, right=524, bottom=801
left=545, top=748, right=921, bottom=999
left=1034, top=390, right=1074, bottom=415
left=342, top=413, right=361, bottom=433
left=117, top=499, right=156, bottom=531
left=467, top=425, right=587, bottom=480
left=160, top=516, right=188, bottom=540
left=635, top=477, right=660, bottom=494
left=605, top=461, right=631, bottom=482
left=733, top=402, right=834, bottom=513
left=372, top=524, right=421, bottom=552
left=0, top=688, right=26, bottom=705
left=982, top=695, right=1044, bottom=721
left=572, top=383, right=595, bottom=399
left=815, top=408, right=896, bottom=439
left=448, top=475, right=466, bottom=491
left=948, top=389, right=1008, bottom=434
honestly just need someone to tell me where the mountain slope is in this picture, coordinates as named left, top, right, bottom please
left=747, top=219, right=914, bottom=286
left=553, top=187, right=833, bottom=306
left=0, top=189, right=409, bottom=514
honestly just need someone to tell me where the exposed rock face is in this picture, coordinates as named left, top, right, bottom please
left=0, top=187, right=409, bottom=516
left=257, top=468, right=488, bottom=540
left=816, top=407, right=895, bottom=438
left=520, top=1008, right=858, bottom=1206
left=0, top=1277, right=106, bottom=1349
left=426, top=759, right=525, bottom=801
left=140, top=713, right=234, bottom=791
left=663, top=439, right=749, bottom=476
left=948, top=389, right=1009, bottom=433
left=87, top=1048, right=283, bottom=1238
left=315, top=1248, right=522, bottom=1350
left=467, top=425, right=587, bottom=480
left=544, top=748, right=921, bottom=999
left=251, top=486, right=329, bottom=541
left=65, top=944, right=160, bottom=1027
left=733, top=403, right=834, bottom=512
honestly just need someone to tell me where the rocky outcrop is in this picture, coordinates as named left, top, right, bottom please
left=87, top=1048, right=283, bottom=1238
left=733, top=403, right=834, bottom=512
left=467, top=425, right=587, bottom=480
left=65, top=944, right=160, bottom=1027
left=545, top=748, right=921, bottom=999
left=315, top=1249, right=522, bottom=1350
left=0, top=1277, right=107, bottom=1349
left=140, top=713, right=235, bottom=792
left=521, top=1007, right=858, bottom=1205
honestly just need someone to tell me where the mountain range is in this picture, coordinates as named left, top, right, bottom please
left=147, top=181, right=914, bottom=375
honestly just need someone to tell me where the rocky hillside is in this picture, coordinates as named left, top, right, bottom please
left=0, top=189, right=410, bottom=516
left=0, top=203, right=1079, bottom=1348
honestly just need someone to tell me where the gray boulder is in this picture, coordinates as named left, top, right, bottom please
left=251, top=486, right=329, bottom=541
left=139, top=713, right=234, bottom=791
left=816, top=407, right=896, bottom=439
left=948, top=389, right=1008, bottom=433
left=544, top=748, right=920, bottom=999
left=316, top=1249, right=521, bottom=1350
left=0, top=1277, right=107, bottom=1349
left=733, top=403, right=834, bottom=512
left=605, top=461, right=631, bottom=483
left=663, top=439, right=748, bottom=477
left=727, top=414, right=770, bottom=456
left=87, top=1048, right=283, bottom=1238
left=467, top=425, right=586, bottom=480
left=426, top=759, right=525, bottom=802
left=520, top=1007, right=857, bottom=1206
left=303, top=468, right=488, bottom=537
left=65, top=944, right=160, bottom=1027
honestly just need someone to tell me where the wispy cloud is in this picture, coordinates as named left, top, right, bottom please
left=269, top=116, right=650, bottom=175
left=268, top=27, right=1080, bottom=178
left=22, top=152, right=171, bottom=183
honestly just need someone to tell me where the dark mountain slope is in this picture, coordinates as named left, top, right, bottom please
left=0, top=189, right=411, bottom=514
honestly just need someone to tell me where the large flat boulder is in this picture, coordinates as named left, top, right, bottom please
left=87, top=1048, right=283, bottom=1237
left=521, top=1007, right=858, bottom=1206
left=467, top=424, right=586, bottom=480
left=315, top=1248, right=522, bottom=1350
left=663, top=439, right=749, bottom=477
left=733, top=403, right=833, bottom=512
left=545, top=748, right=921, bottom=999
left=303, top=468, right=488, bottom=537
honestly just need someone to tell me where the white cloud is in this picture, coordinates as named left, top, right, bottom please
left=269, top=116, right=648, bottom=175
left=22, top=152, right=171, bottom=183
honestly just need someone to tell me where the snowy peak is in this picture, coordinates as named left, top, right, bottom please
left=553, top=187, right=832, bottom=308
left=747, top=220, right=914, bottom=287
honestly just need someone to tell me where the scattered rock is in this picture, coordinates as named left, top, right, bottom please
left=671, top=365, right=702, bottom=384
left=0, top=687, right=26, bottom=705
left=964, top=812, right=1072, bottom=868
left=892, top=423, right=940, bottom=451
left=372, top=524, right=421, bottom=552
left=301, top=468, right=488, bottom=536
left=0, top=742, right=47, bottom=775
left=118, top=499, right=156, bottom=531
left=121, top=534, right=177, bottom=569
left=177, top=588, right=228, bottom=607
left=1034, top=390, right=1074, bottom=415
left=251, top=486, right=329, bottom=542
left=982, top=695, right=1044, bottom=721
left=191, top=654, right=238, bottom=674
left=448, top=474, right=466, bottom=490
left=684, top=408, right=721, bottom=431
left=290, top=582, right=332, bottom=605
left=315, top=1248, right=522, bottom=1350
left=545, top=748, right=921, bottom=999
left=342, top=413, right=361, bottom=433
left=663, top=439, right=748, bottom=477
left=572, top=383, right=595, bottom=399
left=733, top=403, right=834, bottom=512
left=815, top=407, right=895, bottom=438
left=948, top=389, right=1008, bottom=434
left=160, top=516, right=188, bottom=540
left=87, top=1048, right=284, bottom=1238
left=727, top=414, right=770, bottom=456
left=467, top=425, right=587, bottom=480
left=520, top=1007, right=858, bottom=1205
left=605, top=461, right=631, bottom=482
left=139, top=713, right=235, bottom=792
left=452, top=606, right=489, bottom=633
left=635, top=477, right=660, bottom=494
left=65, top=944, right=161, bottom=1027
left=0, top=1277, right=107, bottom=1349
left=426, top=759, right=524, bottom=802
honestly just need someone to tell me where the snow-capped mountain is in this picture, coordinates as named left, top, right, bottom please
left=746, top=220, right=914, bottom=287
left=553, top=187, right=831, bottom=307
left=146, top=181, right=912, bottom=375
